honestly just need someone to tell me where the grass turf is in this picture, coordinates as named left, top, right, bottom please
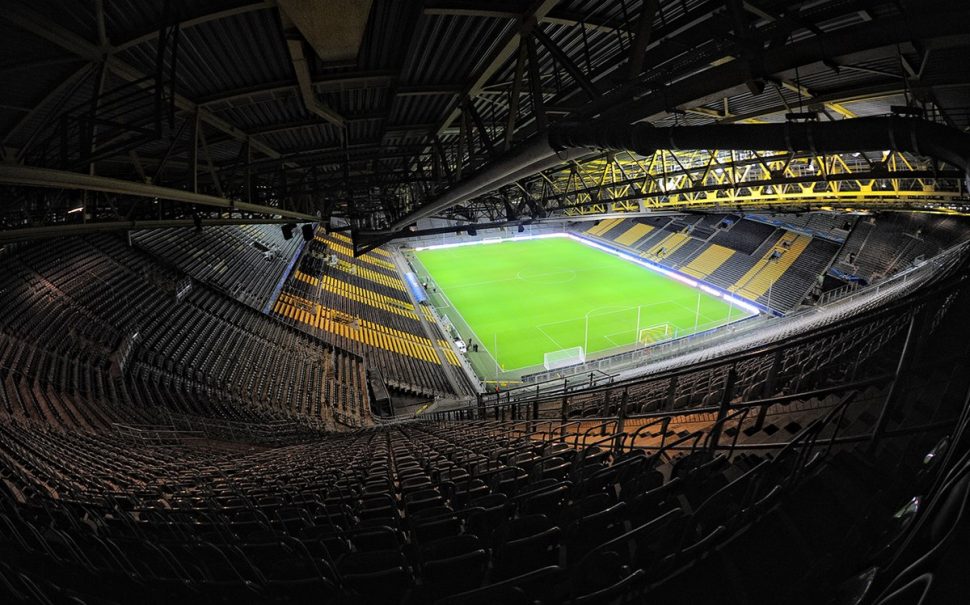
left=415, top=236, right=753, bottom=371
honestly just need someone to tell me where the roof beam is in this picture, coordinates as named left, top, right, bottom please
left=423, top=2, right=522, bottom=19
left=196, top=70, right=397, bottom=108
left=1, top=63, right=92, bottom=146
left=94, top=0, right=107, bottom=47
left=396, top=84, right=463, bottom=97
left=720, top=77, right=970, bottom=124
left=590, top=7, right=970, bottom=126
left=0, top=165, right=318, bottom=220
left=252, top=114, right=386, bottom=136
left=200, top=113, right=388, bottom=147
left=0, top=217, right=297, bottom=244
left=279, top=7, right=346, bottom=129
left=3, top=6, right=102, bottom=61
left=624, top=0, right=659, bottom=80
left=431, top=0, right=561, bottom=140
left=3, top=4, right=294, bottom=165
left=532, top=26, right=600, bottom=99
left=113, top=2, right=275, bottom=53
left=768, top=77, right=857, bottom=119
left=542, top=10, right=632, bottom=34
left=284, top=37, right=346, bottom=128
left=423, top=3, right=632, bottom=33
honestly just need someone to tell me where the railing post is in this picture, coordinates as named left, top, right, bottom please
left=617, top=390, right=628, bottom=436
left=601, top=388, right=611, bottom=424
left=708, top=366, right=737, bottom=454
left=755, top=349, right=783, bottom=430
left=762, top=349, right=783, bottom=399
left=560, top=395, right=568, bottom=439
left=868, top=310, right=920, bottom=454
left=664, top=375, right=678, bottom=411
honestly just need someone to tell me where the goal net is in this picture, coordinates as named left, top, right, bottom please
left=543, top=346, right=586, bottom=370
left=638, top=323, right=673, bottom=346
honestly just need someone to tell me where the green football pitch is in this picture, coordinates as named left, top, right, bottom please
left=413, top=236, right=755, bottom=374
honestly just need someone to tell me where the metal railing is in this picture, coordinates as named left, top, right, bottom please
left=112, top=423, right=202, bottom=446
left=149, top=409, right=324, bottom=444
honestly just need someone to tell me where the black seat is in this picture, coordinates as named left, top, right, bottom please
left=349, top=525, right=400, bottom=551
left=518, top=481, right=572, bottom=517
left=493, top=515, right=561, bottom=580
left=563, top=501, right=628, bottom=566
left=573, top=508, right=686, bottom=595
left=436, top=565, right=564, bottom=605
left=420, top=535, right=488, bottom=600
left=338, top=549, right=412, bottom=605
left=296, top=524, right=348, bottom=560
left=451, top=479, right=489, bottom=508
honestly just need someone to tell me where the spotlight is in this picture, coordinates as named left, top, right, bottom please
left=301, top=224, right=314, bottom=241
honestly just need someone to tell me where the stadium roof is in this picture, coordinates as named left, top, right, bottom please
left=0, top=0, right=969, bottom=245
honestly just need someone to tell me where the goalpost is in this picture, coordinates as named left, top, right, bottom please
left=638, top=323, right=674, bottom=346
left=543, top=346, right=586, bottom=370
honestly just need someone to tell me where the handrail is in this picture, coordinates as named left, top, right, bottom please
left=425, top=376, right=892, bottom=470
left=579, top=431, right=628, bottom=461
left=625, top=416, right=673, bottom=453
left=646, top=429, right=705, bottom=462
left=729, top=373, right=891, bottom=410
left=819, top=390, right=859, bottom=460
left=577, top=420, right=620, bottom=448
left=703, top=406, right=751, bottom=452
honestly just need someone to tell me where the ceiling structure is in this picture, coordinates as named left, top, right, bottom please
left=0, top=0, right=968, bottom=247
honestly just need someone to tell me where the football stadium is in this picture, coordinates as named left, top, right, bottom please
left=1, top=1, right=970, bottom=604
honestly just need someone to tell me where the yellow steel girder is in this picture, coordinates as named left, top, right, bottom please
left=551, top=148, right=965, bottom=215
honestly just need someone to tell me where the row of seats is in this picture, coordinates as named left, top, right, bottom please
left=744, top=211, right=854, bottom=241
left=0, top=365, right=960, bottom=604
left=273, top=229, right=475, bottom=400
left=578, top=215, right=839, bottom=312
left=0, top=235, right=370, bottom=431
left=131, top=224, right=303, bottom=310
left=831, top=213, right=970, bottom=283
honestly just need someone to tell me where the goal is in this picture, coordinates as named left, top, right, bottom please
left=638, top=323, right=673, bottom=346
left=543, top=346, right=586, bottom=370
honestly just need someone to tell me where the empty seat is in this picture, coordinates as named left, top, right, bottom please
left=493, top=515, right=561, bottom=580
